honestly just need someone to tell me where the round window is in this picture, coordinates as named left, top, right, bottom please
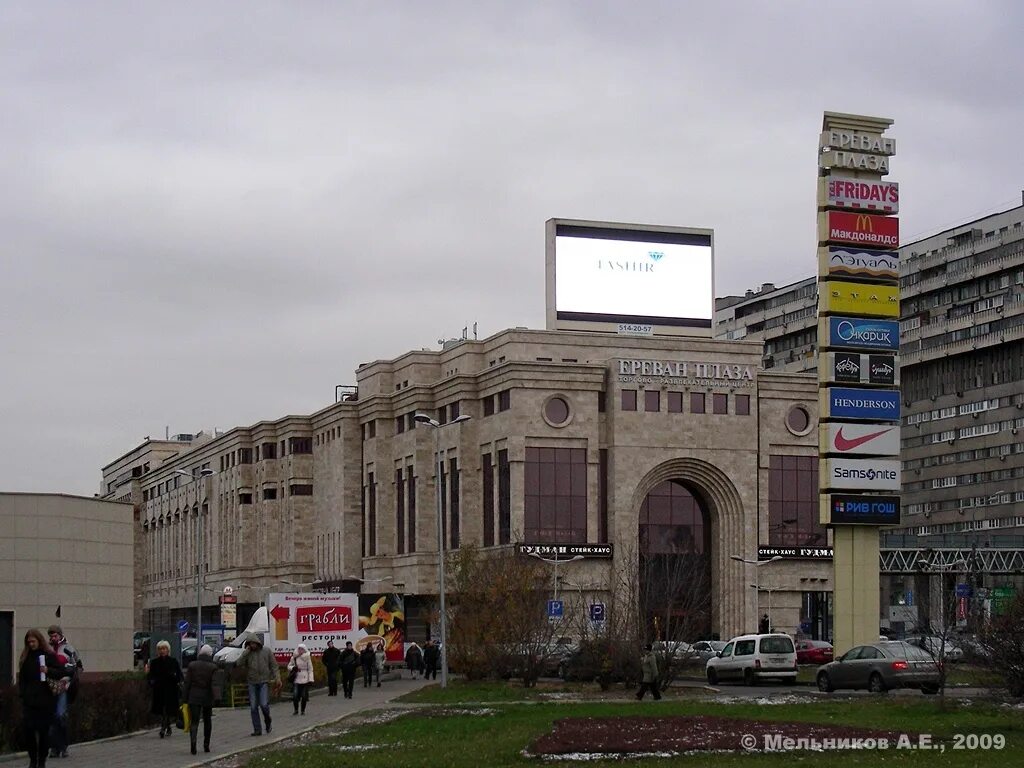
left=544, top=396, right=571, bottom=427
left=786, top=405, right=811, bottom=435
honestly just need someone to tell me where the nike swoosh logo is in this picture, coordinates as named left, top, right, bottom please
left=834, top=427, right=891, bottom=451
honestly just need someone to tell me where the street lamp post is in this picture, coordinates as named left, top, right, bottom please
left=527, top=551, right=585, bottom=603
left=414, top=412, right=471, bottom=688
left=174, top=468, right=215, bottom=643
left=731, top=554, right=782, bottom=631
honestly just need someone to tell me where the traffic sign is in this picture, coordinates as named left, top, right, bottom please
left=546, top=600, right=564, bottom=619
left=177, top=620, right=190, bottom=633
left=589, top=603, right=605, bottom=622
left=955, top=583, right=972, bottom=598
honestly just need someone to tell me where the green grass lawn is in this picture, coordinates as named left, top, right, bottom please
left=247, top=682, right=1024, bottom=768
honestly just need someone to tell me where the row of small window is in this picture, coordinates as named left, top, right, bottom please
left=910, top=516, right=1024, bottom=536
left=144, top=483, right=313, bottom=508
left=904, top=465, right=1024, bottom=492
left=904, top=492, right=1024, bottom=516
left=915, top=418, right=1024, bottom=446
left=905, top=441, right=1024, bottom=471
left=142, top=462, right=211, bottom=500
left=620, top=389, right=751, bottom=416
left=904, top=397, right=1006, bottom=425
left=218, top=438, right=314, bottom=471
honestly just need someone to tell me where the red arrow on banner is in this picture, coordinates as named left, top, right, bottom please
left=269, top=605, right=290, bottom=621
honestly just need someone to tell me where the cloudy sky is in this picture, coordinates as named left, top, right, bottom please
left=2, top=1, right=1021, bottom=495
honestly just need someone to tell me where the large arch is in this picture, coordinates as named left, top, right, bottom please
left=626, top=457, right=749, bottom=638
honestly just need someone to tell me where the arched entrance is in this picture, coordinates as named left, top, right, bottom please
left=638, top=480, right=712, bottom=640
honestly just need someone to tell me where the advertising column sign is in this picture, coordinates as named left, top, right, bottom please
left=822, top=494, right=901, bottom=525
left=820, top=281, right=899, bottom=318
left=823, top=458, right=901, bottom=491
left=821, top=317, right=900, bottom=351
left=268, top=592, right=360, bottom=661
left=824, top=352, right=898, bottom=386
left=821, top=387, right=901, bottom=421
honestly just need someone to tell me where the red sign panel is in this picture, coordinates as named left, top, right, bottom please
left=827, top=176, right=899, bottom=214
left=827, top=211, right=899, bottom=248
left=295, top=605, right=353, bottom=633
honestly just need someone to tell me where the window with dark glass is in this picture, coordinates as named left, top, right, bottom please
left=290, top=437, right=312, bottom=454
left=498, top=449, right=511, bottom=544
left=361, top=484, right=366, bottom=558
left=598, top=391, right=606, bottom=413
left=396, top=468, right=405, bottom=554
left=668, top=391, right=683, bottom=413
left=407, top=413, right=417, bottom=431
left=736, top=394, right=751, bottom=416
left=437, top=404, right=447, bottom=425
left=438, top=460, right=447, bottom=549
left=449, top=457, right=460, bottom=549
left=599, top=449, right=608, bottom=543
left=279, top=439, right=286, bottom=456
left=645, top=390, right=660, bottom=412
left=289, top=484, right=313, bottom=496
left=263, top=487, right=277, bottom=500
left=786, top=406, right=810, bottom=433
left=691, top=392, right=706, bottom=414
left=713, top=393, right=728, bottom=415
left=367, top=472, right=377, bottom=557
left=396, top=416, right=405, bottom=434
left=261, top=442, right=277, bottom=460
left=524, top=447, right=587, bottom=543
left=768, top=455, right=826, bottom=548
left=239, top=448, right=252, bottom=464
left=368, top=420, right=376, bottom=438
left=482, top=453, right=494, bottom=547
left=498, top=390, right=511, bottom=412
left=239, top=493, right=252, bottom=504
left=407, top=467, right=416, bottom=553
left=621, top=390, right=637, bottom=411
left=545, top=396, right=570, bottom=425
left=450, top=401, right=460, bottom=420
left=483, top=395, right=495, bottom=417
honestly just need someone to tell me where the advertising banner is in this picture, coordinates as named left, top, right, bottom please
left=822, top=493, right=901, bottom=526
left=822, top=211, right=899, bottom=248
left=821, top=317, right=899, bottom=352
left=358, top=593, right=406, bottom=663
left=821, top=387, right=901, bottom=421
left=819, top=246, right=899, bottom=281
left=758, top=546, right=834, bottom=560
left=823, top=352, right=898, bottom=386
left=821, top=422, right=900, bottom=456
left=820, top=281, right=899, bottom=318
left=823, top=458, right=901, bottom=491
left=268, top=592, right=360, bottom=661
left=824, top=176, right=899, bottom=213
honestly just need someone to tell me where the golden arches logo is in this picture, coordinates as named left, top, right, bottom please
left=855, top=214, right=874, bottom=232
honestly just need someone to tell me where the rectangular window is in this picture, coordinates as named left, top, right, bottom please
left=239, top=493, right=253, bottom=504
left=691, top=392, right=706, bottom=414
left=261, top=442, right=277, bottom=460
left=439, top=460, right=447, bottom=551
left=239, top=448, right=252, bottom=464
left=498, top=449, right=511, bottom=544
left=289, top=484, right=313, bottom=496
left=437, top=404, right=447, bottom=425
left=483, top=453, right=494, bottom=547
left=263, top=488, right=277, bottom=500
left=407, top=413, right=417, bottom=431
left=449, top=457, right=460, bottom=549
left=368, top=420, right=376, bottom=438
left=280, top=440, right=286, bottom=456
left=598, top=391, right=606, bottom=413
left=599, top=449, right=608, bottom=543
left=668, top=391, right=683, bottom=413
left=361, top=484, right=366, bottom=558
left=407, top=468, right=417, bottom=553
left=645, top=390, right=660, bottom=412
left=498, top=390, right=511, bottom=412
left=396, top=416, right=405, bottom=434
left=396, top=468, right=405, bottom=554
left=368, top=472, right=377, bottom=557
left=621, top=390, right=637, bottom=411
left=736, top=394, right=751, bottom=416
left=768, top=455, right=827, bottom=549
left=483, top=395, right=495, bottom=417
left=450, top=401, right=460, bottom=420
left=524, top=447, right=587, bottom=543
left=289, top=437, right=313, bottom=454
left=713, top=393, right=728, bottom=415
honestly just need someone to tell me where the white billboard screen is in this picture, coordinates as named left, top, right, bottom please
left=553, top=225, right=713, bottom=328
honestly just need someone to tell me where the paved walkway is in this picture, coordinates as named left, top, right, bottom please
left=4, top=676, right=430, bottom=768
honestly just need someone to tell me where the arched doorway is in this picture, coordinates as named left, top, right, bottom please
left=638, top=479, right=712, bottom=641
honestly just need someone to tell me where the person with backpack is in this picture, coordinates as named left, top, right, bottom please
left=46, top=626, right=80, bottom=759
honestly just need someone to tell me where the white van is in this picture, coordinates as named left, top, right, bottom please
left=214, top=606, right=269, bottom=665
left=705, top=633, right=798, bottom=685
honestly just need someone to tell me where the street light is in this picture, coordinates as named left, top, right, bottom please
left=731, top=554, right=782, bottom=631
left=414, top=411, right=471, bottom=688
left=173, top=468, right=215, bottom=643
left=526, top=551, right=585, bottom=603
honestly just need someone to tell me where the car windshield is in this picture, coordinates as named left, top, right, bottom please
left=759, top=636, right=794, bottom=654
left=710, top=641, right=726, bottom=651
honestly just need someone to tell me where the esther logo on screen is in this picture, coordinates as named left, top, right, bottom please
left=648, top=251, right=663, bottom=262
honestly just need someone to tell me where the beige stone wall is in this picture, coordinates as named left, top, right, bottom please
left=0, top=493, right=134, bottom=674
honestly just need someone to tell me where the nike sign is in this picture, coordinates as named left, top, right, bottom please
left=834, top=426, right=892, bottom=452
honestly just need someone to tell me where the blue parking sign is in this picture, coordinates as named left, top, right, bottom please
left=589, top=603, right=605, bottom=622
left=547, top=600, right=564, bottom=619
left=177, top=620, right=190, bottom=633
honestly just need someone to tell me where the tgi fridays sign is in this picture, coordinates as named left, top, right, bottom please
left=825, top=176, right=899, bottom=214
left=617, top=359, right=756, bottom=388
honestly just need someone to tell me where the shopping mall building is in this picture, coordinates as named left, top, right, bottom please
left=103, top=328, right=833, bottom=643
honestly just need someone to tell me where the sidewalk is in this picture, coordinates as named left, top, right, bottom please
left=5, top=676, right=430, bottom=768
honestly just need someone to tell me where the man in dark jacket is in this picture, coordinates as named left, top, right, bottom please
left=237, top=638, right=278, bottom=736
left=423, top=640, right=440, bottom=681
left=359, top=645, right=375, bottom=688
left=339, top=641, right=359, bottom=699
left=183, top=645, right=218, bottom=755
left=322, top=640, right=341, bottom=696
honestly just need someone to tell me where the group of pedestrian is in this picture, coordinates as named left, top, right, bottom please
left=402, top=640, right=440, bottom=679
left=17, top=626, right=82, bottom=768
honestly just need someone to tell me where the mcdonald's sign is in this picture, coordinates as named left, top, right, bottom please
left=823, top=210, right=899, bottom=248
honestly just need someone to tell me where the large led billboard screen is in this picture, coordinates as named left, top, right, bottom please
left=546, top=220, right=714, bottom=333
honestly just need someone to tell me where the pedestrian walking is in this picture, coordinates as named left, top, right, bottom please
left=46, top=626, right=80, bottom=759
left=183, top=645, right=217, bottom=755
left=146, top=640, right=183, bottom=738
left=237, top=638, right=278, bottom=736
left=374, top=644, right=386, bottom=687
left=404, top=642, right=423, bottom=679
left=422, top=640, right=439, bottom=681
left=339, top=641, right=359, bottom=699
left=359, top=644, right=375, bottom=688
left=18, top=629, right=66, bottom=768
left=635, top=643, right=662, bottom=701
left=287, top=644, right=314, bottom=715
left=321, top=640, right=341, bottom=697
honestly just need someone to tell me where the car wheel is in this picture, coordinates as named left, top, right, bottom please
left=707, top=668, right=718, bottom=685
left=743, top=668, right=756, bottom=686
left=921, top=684, right=939, bottom=695
left=817, top=672, right=834, bottom=693
left=868, top=673, right=887, bottom=694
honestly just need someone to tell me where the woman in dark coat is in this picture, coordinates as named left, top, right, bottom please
left=183, top=645, right=218, bottom=755
left=18, top=629, right=66, bottom=768
left=146, top=640, right=183, bottom=737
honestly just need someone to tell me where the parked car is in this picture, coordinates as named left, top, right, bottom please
left=816, top=641, right=940, bottom=694
left=651, top=640, right=695, bottom=672
left=795, top=639, right=834, bottom=665
left=705, top=634, right=797, bottom=686
left=133, top=632, right=151, bottom=666
left=690, top=640, right=727, bottom=664
left=904, top=635, right=964, bottom=662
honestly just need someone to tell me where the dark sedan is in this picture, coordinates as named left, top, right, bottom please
left=796, top=639, right=833, bottom=665
left=816, top=641, right=940, bottom=694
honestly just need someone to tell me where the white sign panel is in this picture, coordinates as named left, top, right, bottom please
left=554, top=234, right=713, bottom=322
left=824, top=458, right=901, bottom=491
left=268, top=592, right=360, bottom=661
left=822, top=422, right=900, bottom=457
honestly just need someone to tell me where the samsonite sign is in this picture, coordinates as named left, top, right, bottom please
left=821, top=387, right=901, bottom=421
left=820, top=281, right=899, bottom=318
left=825, top=352, right=898, bottom=385
left=821, top=422, right=900, bottom=456
left=821, top=493, right=901, bottom=526
left=824, top=176, right=899, bottom=214
left=821, top=317, right=899, bottom=352
left=822, top=211, right=899, bottom=248
left=819, top=247, right=899, bottom=281
left=823, top=458, right=901, bottom=491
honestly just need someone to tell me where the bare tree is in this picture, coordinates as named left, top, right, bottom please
left=975, top=590, right=1024, bottom=697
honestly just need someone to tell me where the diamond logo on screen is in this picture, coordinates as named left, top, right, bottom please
left=648, top=251, right=664, bottom=261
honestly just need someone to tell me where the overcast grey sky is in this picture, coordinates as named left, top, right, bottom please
left=2, top=1, right=1021, bottom=495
